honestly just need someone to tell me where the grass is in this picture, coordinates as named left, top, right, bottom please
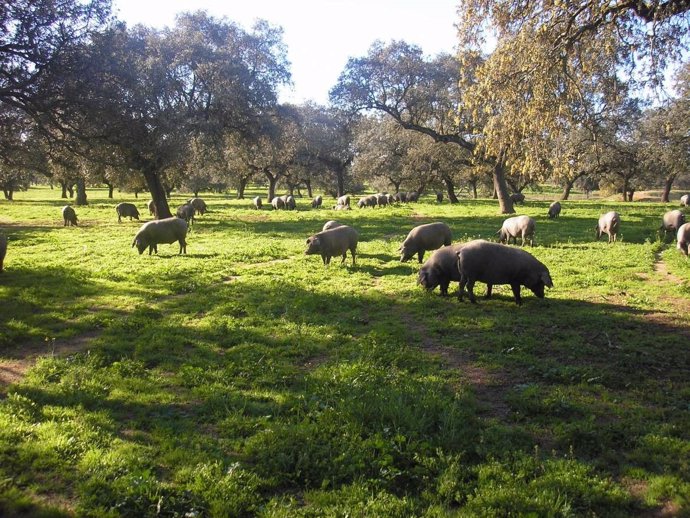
left=0, top=186, right=689, bottom=517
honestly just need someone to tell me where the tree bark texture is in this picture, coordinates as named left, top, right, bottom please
left=143, top=167, right=172, bottom=219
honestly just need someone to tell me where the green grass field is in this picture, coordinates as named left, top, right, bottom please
left=1, top=186, right=689, bottom=517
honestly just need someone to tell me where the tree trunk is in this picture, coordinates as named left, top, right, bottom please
left=561, top=179, right=574, bottom=201
left=335, top=167, right=345, bottom=197
left=75, top=178, right=88, bottom=206
left=442, top=175, right=459, bottom=204
left=67, top=184, right=74, bottom=198
left=468, top=179, right=478, bottom=199
left=143, top=166, right=172, bottom=219
left=622, top=178, right=629, bottom=201
left=3, top=188, right=12, bottom=200
left=265, top=169, right=278, bottom=202
left=304, top=179, right=313, bottom=198
left=104, top=181, right=114, bottom=198
left=494, top=160, right=515, bottom=214
left=661, top=174, right=676, bottom=202
left=237, top=177, right=248, bottom=199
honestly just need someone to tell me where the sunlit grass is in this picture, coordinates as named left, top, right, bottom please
left=0, top=186, right=689, bottom=516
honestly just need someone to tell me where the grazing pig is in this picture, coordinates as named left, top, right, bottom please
left=0, top=234, right=6, bottom=273
left=548, top=201, right=561, bottom=219
left=285, top=195, right=296, bottom=210
left=510, top=192, right=525, bottom=204
left=253, top=196, right=262, bottom=209
left=116, top=202, right=140, bottom=223
left=271, top=197, right=285, bottom=210
left=497, top=215, right=536, bottom=246
left=596, top=211, right=621, bottom=243
left=336, top=194, right=350, bottom=208
left=311, top=195, right=323, bottom=208
left=680, top=194, right=689, bottom=207
left=62, top=205, right=78, bottom=226
left=406, top=191, right=419, bottom=202
left=305, top=224, right=359, bottom=266
left=677, top=223, right=690, bottom=256
left=436, top=192, right=443, bottom=203
left=393, top=192, right=407, bottom=203
left=132, top=217, right=188, bottom=255
left=376, top=193, right=389, bottom=207
left=660, top=209, right=686, bottom=238
left=418, top=243, right=466, bottom=296
left=399, top=222, right=452, bottom=263
left=357, top=195, right=377, bottom=208
left=322, top=220, right=342, bottom=231
left=187, top=197, right=208, bottom=215
left=456, top=239, right=553, bottom=305
left=176, top=204, right=195, bottom=226
left=148, top=199, right=157, bottom=217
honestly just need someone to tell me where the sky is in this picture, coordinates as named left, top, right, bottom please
left=111, top=0, right=460, bottom=105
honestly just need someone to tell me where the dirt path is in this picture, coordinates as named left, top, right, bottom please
left=636, top=249, right=690, bottom=336
left=0, top=331, right=101, bottom=395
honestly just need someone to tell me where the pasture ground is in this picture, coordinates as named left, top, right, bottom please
left=0, top=186, right=688, bottom=517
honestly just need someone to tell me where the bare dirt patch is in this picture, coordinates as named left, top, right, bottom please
left=0, top=331, right=100, bottom=395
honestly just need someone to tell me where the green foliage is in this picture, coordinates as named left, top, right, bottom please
left=0, top=187, right=689, bottom=516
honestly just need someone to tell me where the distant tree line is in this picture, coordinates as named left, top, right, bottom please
left=0, top=0, right=688, bottom=210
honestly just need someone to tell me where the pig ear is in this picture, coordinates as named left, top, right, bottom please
left=306, top=238, right=311, bottom=244
left=541, top=272, right=553, bottom=288
left=417, top=270, right=427, bottom=285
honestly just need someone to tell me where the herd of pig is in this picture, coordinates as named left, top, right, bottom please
left=1, top=194, right=688, bottom=305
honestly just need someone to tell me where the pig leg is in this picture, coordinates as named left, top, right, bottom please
left=467, top=279, right=477, bottom=303
left=510, top=283, right=522, bottom=305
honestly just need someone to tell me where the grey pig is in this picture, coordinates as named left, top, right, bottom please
left=305, top=225, right=358, bottom=266
left=271, top=197, right=285, bottom=210
left=357, top=195, right=377, bottom=208
left=116, top=202, right=140, bottom=223
left=311, top=195, right=323, bottom=208
left=187, top=197, right=208, bottom=215
left=132, top=217, right=188, bottom=255
left=456, top=239, right=553, bottom=305
left=400, top=222, right=452, bottom=263
left=176, top=204, right=195, bottom=226
left=406, top=191, right=419, bottom=202
left=511, top=192, right=525, bottom=204
left=660, top=209, right=685, bottom=238
left=677, top=223, right=690, bottom=256
left=548, top=201, right=561, bottom=219
left=376, top=193, right=389, bottom=207
left=418, top=243, right=466, bottom=296
left=333, top=204, right=351, bottom=211
left=336, top=194, right=350, bottom=208
left=0, top=234, right=6, bottom=273
left=596, top=211, right=620, bottom=243
left=284, top=195, right=296, bottom=210
left=322, top=220, right=342, bottom=231
left=62, top=205, right=78, bottom=226
left=148, top=199, right=157, bottom=217
left=680, top=194, right=689, bottom=207
left=498, top=215, right=536, bottom=246
left=253, top=196, right=262, bottom=209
